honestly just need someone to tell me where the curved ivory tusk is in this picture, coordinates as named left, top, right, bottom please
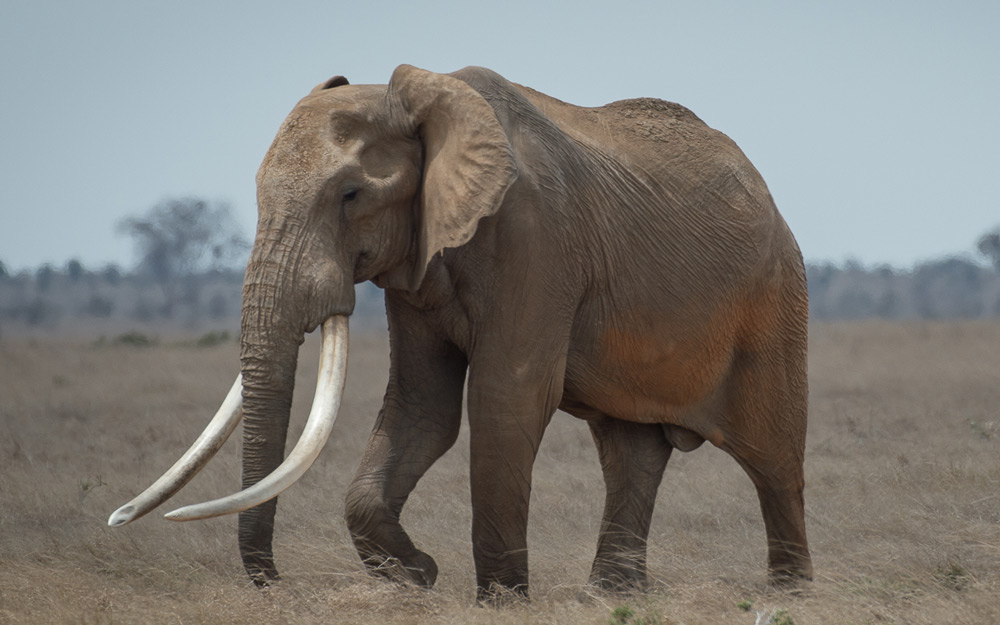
left=164, top=315, right=349, bottom=522
left=107, top=375, right=244, bottom=527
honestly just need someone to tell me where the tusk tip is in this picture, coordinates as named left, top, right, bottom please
left=163, top=506, right=197, bottom=522
left=108, top=504, right=137, bottom=527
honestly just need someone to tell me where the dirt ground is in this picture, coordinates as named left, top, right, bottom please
left=1, top=322, right=998, bottom=624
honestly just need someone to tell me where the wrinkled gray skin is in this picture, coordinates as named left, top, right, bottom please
left=240, top=65, right=811, bottom=600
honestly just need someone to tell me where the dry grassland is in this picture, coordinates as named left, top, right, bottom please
left=2, top=322, right=999, bottom=624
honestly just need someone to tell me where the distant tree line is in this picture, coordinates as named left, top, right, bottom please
left=806, top=227, right=1000, bottom=320
left=0, top=258, right=245, bottom=328
left=807, top=257, right=1000, bottom=320
left=1, top=199, right=998, bottom=333
left=0, top=257, right=384, bottom=331
left=0, top=197, right=384, bottom=334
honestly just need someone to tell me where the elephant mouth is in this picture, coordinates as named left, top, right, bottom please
left=107, top=315, right=349, bottom=527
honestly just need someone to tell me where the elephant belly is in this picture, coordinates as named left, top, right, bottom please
left=561, top=320, right=734, bottom=436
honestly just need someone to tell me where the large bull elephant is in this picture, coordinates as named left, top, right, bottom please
left=109, top=65, right=811, bottom=599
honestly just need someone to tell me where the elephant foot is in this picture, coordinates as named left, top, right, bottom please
left=476, top=581, right=529, bottom=607
left=767, top=565, right=813, bottom=590
left=588, top=561, right=648, bottom=595
left=767, top=549, right=813, bottom=589
left=474, top=549, right=530, bottom=605
left=589, top=551, right=649, bottom=595
left=362, top=550, right=438, bottom=588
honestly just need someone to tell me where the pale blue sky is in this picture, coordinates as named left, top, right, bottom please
left=1, top=0, right=997, bottom=271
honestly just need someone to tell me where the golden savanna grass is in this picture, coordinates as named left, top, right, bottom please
left=2, top=322, right=999, bottom=623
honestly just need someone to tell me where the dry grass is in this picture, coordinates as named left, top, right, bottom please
left=2, top=322, right=999, bottom=624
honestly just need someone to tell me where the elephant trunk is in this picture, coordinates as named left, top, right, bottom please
left=106, top=220, right=353, bottom=585
left=234, top=237, right=354, bottom=582
left=236, top=272, right=301, bottom=583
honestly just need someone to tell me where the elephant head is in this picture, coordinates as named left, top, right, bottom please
left=108, top=65, right=517, bottom=582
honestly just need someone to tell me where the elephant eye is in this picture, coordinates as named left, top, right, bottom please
left=341, top=188, right=359, bottom=204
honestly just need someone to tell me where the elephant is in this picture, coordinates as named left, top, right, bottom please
left=109, top=64, right=811, bottom=600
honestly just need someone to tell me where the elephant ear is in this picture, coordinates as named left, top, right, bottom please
left=388, top=64, right=518, bottom=290
left=311, top=75, right=349, bottom=92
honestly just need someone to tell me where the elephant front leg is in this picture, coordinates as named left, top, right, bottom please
left=468, top=434, right=535, bottom=601
left=346, top=410, right=458, bottom=587
left=344, top=304, right=467, bottom=588
left=466, top=359, right=564, bottom=602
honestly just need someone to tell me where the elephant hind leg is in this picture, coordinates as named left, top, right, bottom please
left=720, top=339, right=812, bottom=585
left=742, top=461, right=812, bottom=585
left=588, top=416, right=672, bottom=593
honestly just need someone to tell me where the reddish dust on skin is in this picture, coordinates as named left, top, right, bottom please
left=574, top=318, right=735, bottom=429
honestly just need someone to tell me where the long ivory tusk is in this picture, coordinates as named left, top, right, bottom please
left=164, top=315, right=349, bottom=522
left=107, top=375, right=244, bottom=527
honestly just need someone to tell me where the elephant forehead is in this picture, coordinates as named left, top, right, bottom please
left=257, top=131, right=347, bottom=187
left=294, top=85, right=388, bottom=133
left=276, top=108, right=368, bottom=148
left=258, top=116, right=365, bottom=185
left=263, top=102, right=385, bottom=170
